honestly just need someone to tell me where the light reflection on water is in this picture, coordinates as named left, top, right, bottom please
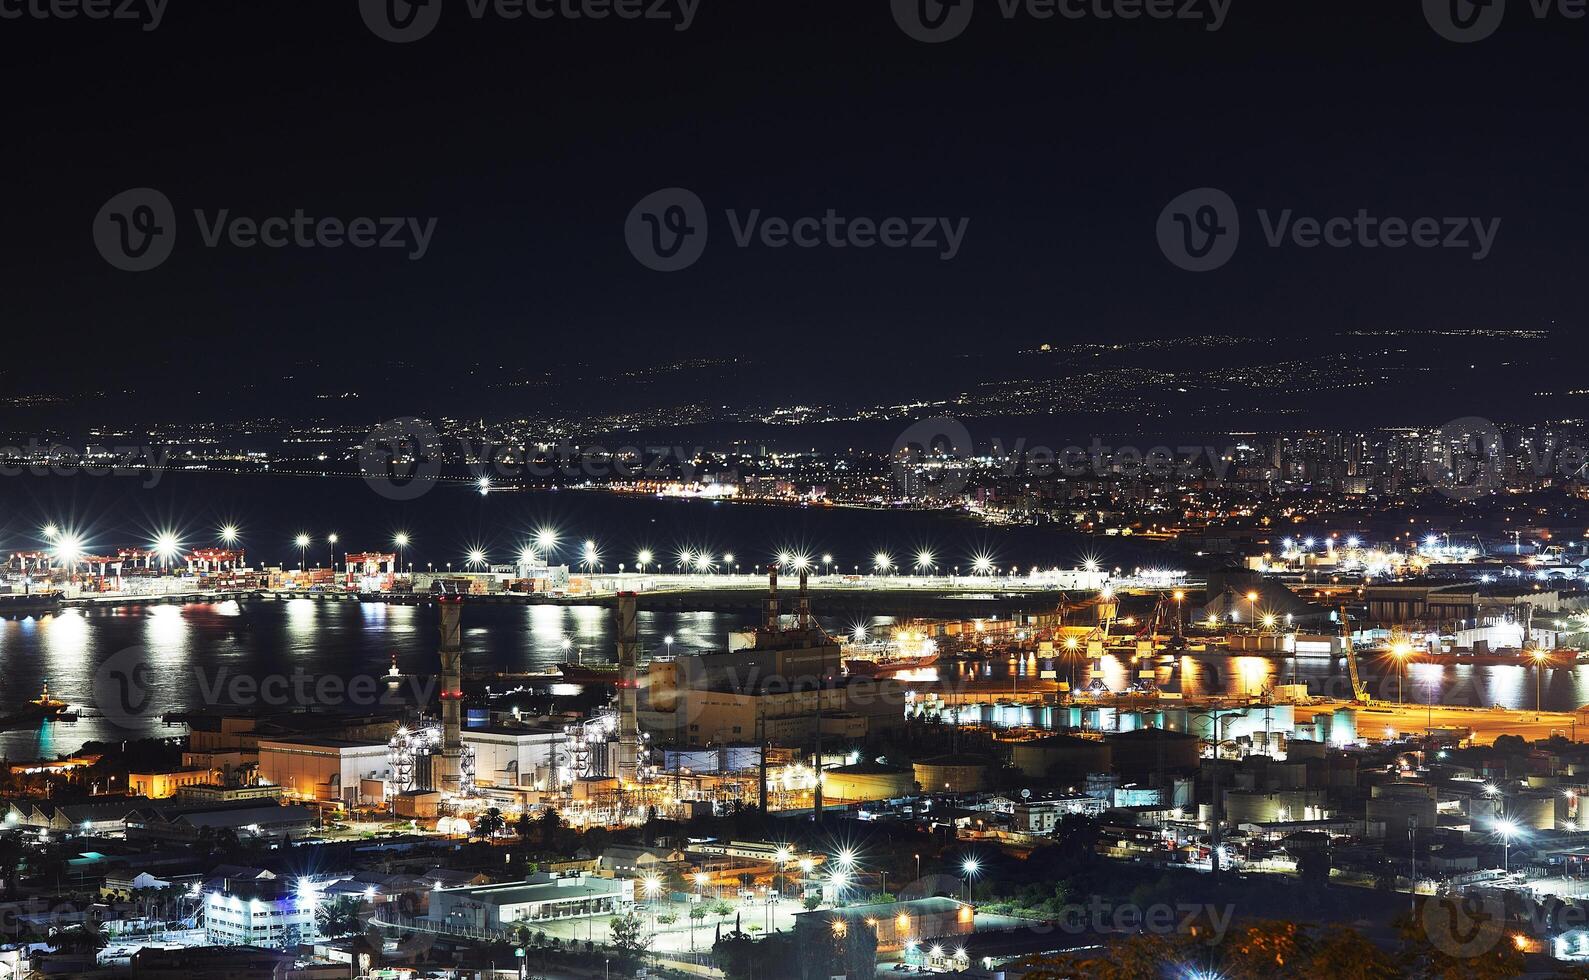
left=0, top=601, right=1584, bottom=760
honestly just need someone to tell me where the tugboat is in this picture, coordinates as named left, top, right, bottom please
left=0, top=682, right=72, bottom=732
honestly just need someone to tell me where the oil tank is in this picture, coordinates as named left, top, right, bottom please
left=1511, top=792, right=1558, bottom=831
left=1103, top=727, right=1200, bottom=774
left=1010, top=736, right=1111, bottom=781
left=1222, top=789, right=1321, bottom=825
left=914, top=754, right=994, bottom=794
left=1330, top=708, right=1358, bottom=746
left=1287, top=739, right=1326, bottom=762
left=824, top=762, right=916, bottom=802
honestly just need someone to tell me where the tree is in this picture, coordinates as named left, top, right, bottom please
left=608, top=911, right=653, bottom=965
left=316, top=896, right=368, bottom=938
left=709, top=898, right=735, bottom=920
left=540, top=807, right=562, bottom=849
left=802, top=894, right=822, bottom=911
left=475, top=807, right=507, bottom=839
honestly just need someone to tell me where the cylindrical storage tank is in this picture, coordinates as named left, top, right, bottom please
left=1512, top=793, right=1557, bottom=831
left=824, top=763, right=915, bottom=802
left=1366, top=795, right=1438, bottom=834
left=913, top=754, right=994, bottom=794
left=1287, top=739, right=1326, bottom=762
left=1222, top=790, right=1289, bottom=825
left=1103, top=728, right=1200, bottom=774
left=1331, top=708, right=1358, bottom=745
left=1010, top=736, right=1112, bottom=781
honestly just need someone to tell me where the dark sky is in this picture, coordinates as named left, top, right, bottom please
left=2, top=0, right=1584, bottom=404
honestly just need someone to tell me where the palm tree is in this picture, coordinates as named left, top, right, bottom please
left=474, top=807, right=507, bottom=839
left=315, top=896, right=367, bottom=938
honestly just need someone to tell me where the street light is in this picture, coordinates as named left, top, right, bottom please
left=394, top=532, right=410, bottom=574
left=1497, top=818, right=1517, bottom=872
left=328, top=533, right=338, bottom=570
left=960, top=858, right=980, bottom=901
left=1533, top=649, right=1550, bottom=714
left=295, top=533, right=311, bottom=571
left=1391, top=643, right=1411, bottom=704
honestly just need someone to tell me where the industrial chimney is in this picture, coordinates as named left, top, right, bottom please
left=797, top=569, right=812, bottom=630
left=435, top=595, right=465, bottom=793
left=614, top=591, right=641, bottom=782
left=764, top=566, right=781, bottom=632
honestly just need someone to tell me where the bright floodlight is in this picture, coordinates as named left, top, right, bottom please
left=694, top=553, right=712, bottom=572
left=776, top=550, right=794, bottom=568
left=1347, top=535, right=1361, bottom=548
left=873, top=551, right=894, bottom=572
left=1496, top=818, right=1518, bottom=838
left=830, top=870, right=850, bottom=888
left=915, top=550, right=936, bottom=572
left=642, top=875, right=662, bottom=897
left=775, top=846, right=791, bottom=863
left=394, top=532, right=410, bottom=548
left=637, top=549, right=653, bottom=566
left=220, top=525, right=239, bottom=545
left=694, top=872, right=709, bottom=885
left=584, top=539, right=597, bottom=553
left=477, top=475, right=492, bottom=495
left=1425, top=534, right=1439, bottom=548
left=836, top=848, right=856, bottom=868
left=535, top=527, right=558, bottom=551
left=852, top=625, right=869, bottom=644
left=1081, top=556, right=1101, bottom=573
left=42, top=523, right=60, bottom=541
left=328, top=533, right=338, bottom=545
left=467, top=549, right=487, bottom=568
left=962, top=858, right=980, bottom=876
left=295, top=533, right=311, bottom=548
left=972, top=553, right=994, bottom=575
left=519, top=548, right=540, bottom=566
left=822, top=552, right=833, bottom=564
left=155, top=532, right=181, bottom=562
left=54, top=533, right=84, bottom=565
left=723, top=552, right=735, bottom=565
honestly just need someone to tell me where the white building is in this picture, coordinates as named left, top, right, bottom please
left=257, top=737, right=391, bottom=805
left=463, top=726, right=566, bottom=789
left=428, top=873, right=633, bottom=931
left=204, top=872, right=316, bottom=948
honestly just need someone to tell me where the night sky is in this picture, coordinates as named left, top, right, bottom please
left=2, top=1, right=1584, bottom=405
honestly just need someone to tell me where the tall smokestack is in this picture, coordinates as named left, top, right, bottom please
left=764, top=566, right=781, bottom=631
left=615, top=592, right=640, bottom=782
left=797, top=570, right=811, bottom=630
left=436, top=596, right=464, bottom=793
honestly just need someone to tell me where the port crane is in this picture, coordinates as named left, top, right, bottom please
left=1339, top=602, right=1384, bottom=706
